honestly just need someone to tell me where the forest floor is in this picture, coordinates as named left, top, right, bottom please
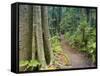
left=60, top=35, right=95, bottom=68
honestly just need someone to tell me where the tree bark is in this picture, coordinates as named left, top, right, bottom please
left=35, top=6, right=46, bottom=68
left=32, top=6, right=36, bottom=60
left=19, top=5, right=33, bottom=61
left=41, top=6, right=54, bottom=65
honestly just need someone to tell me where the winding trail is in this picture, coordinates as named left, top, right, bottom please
left=60, top=35, right=94, bottom=68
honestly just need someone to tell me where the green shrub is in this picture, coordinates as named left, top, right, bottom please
left=19, top=59, right=41, bottom=71
left=50, top=36, right=62, bottom=53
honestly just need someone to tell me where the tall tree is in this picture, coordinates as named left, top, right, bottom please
left=19, top=5, right=33, bottom=61
left=32, top=6, right=36, bottom=60
left=41, top=6, right=54, bottom=65
left=35, top=6, right=47, bottom=68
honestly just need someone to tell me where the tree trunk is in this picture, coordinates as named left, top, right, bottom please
left=32, top=6, right=36, bottom=60
left=19, top=5, right=33, bottom=61
left=41, top=6, right=54, bottom=65
left=35, top=6, right=47, bottom=68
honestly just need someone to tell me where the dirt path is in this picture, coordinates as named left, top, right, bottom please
left=60, top=35, right=93, bottom=68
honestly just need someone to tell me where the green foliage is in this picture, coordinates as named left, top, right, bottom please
left=28, top=60, right=41, bottom=67
left=64, top=20, right=96, bottom=63
left=86, top=28, right=96, bottom=63
left=48, top=7, right=62, bottom=36
left=48, top=6, right=96, bottom=65
left=50, top=36, right=70, bottom=68
left=50, top=36, right=62, bottom=53
left=60, top=8, right=80, bottom=33
left=19, top=59, right=41, bottom=71
left=19, top=60, right=29, bottom=67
